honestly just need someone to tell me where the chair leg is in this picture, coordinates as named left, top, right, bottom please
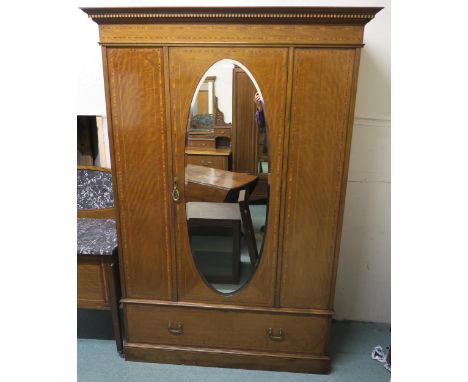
left=239, top=200, right=258, bottom=267
left=105, top=258, right=124, bottom=357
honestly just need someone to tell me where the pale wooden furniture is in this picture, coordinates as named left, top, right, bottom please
left=187, top=92, right=233, bottom=163
left=82, top=6, right=381, bottom=374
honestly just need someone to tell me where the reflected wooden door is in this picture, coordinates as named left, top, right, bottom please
left=232, top=67, right=258, bottom=174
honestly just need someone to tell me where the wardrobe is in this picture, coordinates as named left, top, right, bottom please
left=83, top=6, right=381, bottom=374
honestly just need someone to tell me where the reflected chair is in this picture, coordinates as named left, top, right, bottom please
left=238, top=190, right=259, bottom=267
left=77, top=166, right=123, bottom=355
left=186, top=202, right=242, bottom=283
left=186, top=188, right=260, bottom=285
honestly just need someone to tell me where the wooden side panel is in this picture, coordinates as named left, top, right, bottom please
left=107, top=48, right=172, bottom=300
left=77, top=258, right=108, bottom=308
left=169, top=47, right=288, bottom=306
left=280, top=49, right=356, bottom=309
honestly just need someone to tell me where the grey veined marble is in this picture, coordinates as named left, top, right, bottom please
left=77, top=169, right=114, bottom=210
left=77, top=218, right=117, bottom=256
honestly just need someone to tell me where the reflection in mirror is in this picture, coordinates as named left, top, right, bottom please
left=185, top=59, right=269, bottom=294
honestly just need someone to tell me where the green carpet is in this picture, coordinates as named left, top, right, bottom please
left=78, top=310, right=390, bottom=382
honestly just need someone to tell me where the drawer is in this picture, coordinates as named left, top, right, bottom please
left=187, top=155, right=227, bottom=170
left=214, top=127, right=231, bottom=138
left=187, top=138, right=216, bottom=149
left=125, top=304, right=329, bottom=355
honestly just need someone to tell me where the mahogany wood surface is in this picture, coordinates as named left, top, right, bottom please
left=232, top=67, right=259, bottom=174
left=279, top=48, right=356, bottom=310
left=105, top=48, right=173, bottom=300
left=169, top=47, right=288, bottom=306
left=185, top=164, right=257, bottom=202
left=124, top=343, right=330, bottom=374
left=84, top=5, right=381, bottom=373
left=105, top=258, right=124, bottom=354
left=82, top=6, right=382, bottom=27
left=186, top=155, right=228, bottom=170
left=97, top=23, right=365, bottom=47
left=187, top=164, right=257, bottom=192
left=185, top=148, right=231, bottom=171
left=214, top=127, right=231, bottom=138
left=77, top=255, right=124, bottom=354
left=328, top=49, right=362, bottom=309
left=77, top=257, right=109, bottom=309
left=185, top=148, right=231, bottom=156
left=125, top=304, right=329, bottom=355
left=77, top=208, right=115, bottom=219
left=249, top=173, right=269, bottom=202
left=120, top=298, right=334, bottom=317
left=78, top=165, right=111, bottom=173
left=187, top=137, right=216, bottom=150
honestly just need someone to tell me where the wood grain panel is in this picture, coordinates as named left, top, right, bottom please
left=125, top=304, right=329, bottom=355
left=169, top=47, right=288, bottom=306
left=186, top=155, right=227, bottom=170
left=232, top=68, right=258, bottom=174
left=77, top=258, right=108, bottom=308
left=280, top=48, right=356, bottom=309
left=98, top=24, right=364, bottom=47
left=125, top=343, right=330, bottom=374
left=107, top=48, right=173, bottom=300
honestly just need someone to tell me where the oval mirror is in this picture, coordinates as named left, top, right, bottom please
left=185, top=59, right=269, bottom=294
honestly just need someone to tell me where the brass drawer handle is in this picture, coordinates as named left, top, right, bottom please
left=267, top=328, right=284, bottom=341
left=201, top=160, right=212, bottom=166
left=168, top=321, right=184, bottom=335
left=172, top=177, right=180, bottom=202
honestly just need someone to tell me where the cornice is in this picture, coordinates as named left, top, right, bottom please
left=81, top=7, right=383, bottom=26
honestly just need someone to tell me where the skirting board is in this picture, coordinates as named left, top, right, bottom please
left=124, top=342, right=331, bottom=374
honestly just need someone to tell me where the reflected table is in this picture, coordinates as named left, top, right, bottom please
left=186, top=164, right=258, bottom=203
left=185, top=164, right=260, bottom=268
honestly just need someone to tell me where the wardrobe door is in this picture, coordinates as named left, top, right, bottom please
left=105, top=48, right=174, bottom=300
left=280, top=48, right=359, bottom=310
left=169, top=47, right=288, bottom=306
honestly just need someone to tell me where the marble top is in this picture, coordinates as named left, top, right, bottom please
left=77, top=218, right=117, bottom=256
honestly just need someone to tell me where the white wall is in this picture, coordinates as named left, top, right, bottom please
left=77, top=0, right=390, bottom=323
left=205, top=61, right=235, bottom=123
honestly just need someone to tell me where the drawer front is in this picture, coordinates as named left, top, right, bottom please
left=187, top=155, right=227, bottom=170
left=214, top=127, right=231, bottom=138
left=187, top=138, right=216, bottom=149
left=126, top=304, right=329, bottom=355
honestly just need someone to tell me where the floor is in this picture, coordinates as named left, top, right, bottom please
left=190, top=204, right=267, bottom=294
left=78, top=309, right=391, bottom=382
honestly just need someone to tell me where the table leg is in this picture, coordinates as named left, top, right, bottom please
left=105, top=258, right=124, bottom=357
